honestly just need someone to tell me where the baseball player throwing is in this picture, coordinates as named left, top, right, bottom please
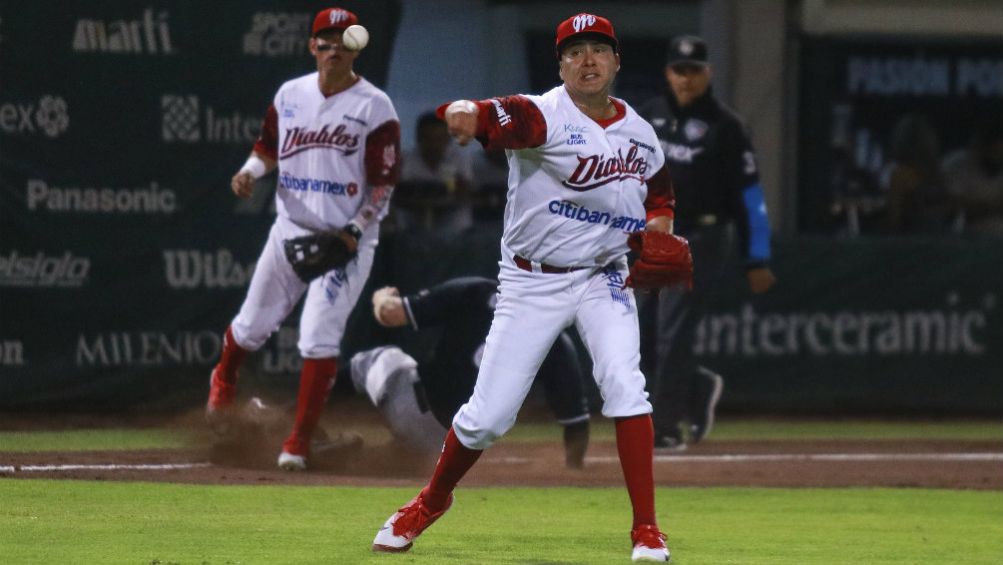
left=351, top=277, right=591, bottom=468
left=205, top=7, right=400, bottom=472
left=371, top=13, right=688, bottom=562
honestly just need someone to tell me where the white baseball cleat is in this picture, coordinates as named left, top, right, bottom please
left=277, top=451, right=307, bottom=471
left=372, top=492, right=453, bottom=553
left=631, top=524, right=670, bottom=562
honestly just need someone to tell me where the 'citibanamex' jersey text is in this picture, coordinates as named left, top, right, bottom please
left=468, top=86, right=674, bottom=267
left=253, top=73, right=400, bottom=232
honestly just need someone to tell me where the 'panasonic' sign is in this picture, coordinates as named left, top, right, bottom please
left=26, top=179, right=177, bottom=214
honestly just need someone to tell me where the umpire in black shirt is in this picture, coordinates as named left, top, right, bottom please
left=637, top=36, right=777, bottom=450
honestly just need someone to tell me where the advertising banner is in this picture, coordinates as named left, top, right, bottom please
left=798, top=37, right=1003, bottom=234
left=1, top=6, right=998, bottom=414
left=0, top=0, right=401, bottom=409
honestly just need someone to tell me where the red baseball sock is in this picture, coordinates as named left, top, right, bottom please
left=422, top=427, right=483, bottom=511
left=615, top=414, right=658, bottom=528
left=215, top=326, right=249, bottom=384
left=283, top=357, right=338, bottom=456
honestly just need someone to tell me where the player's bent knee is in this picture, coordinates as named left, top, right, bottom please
left=228, top=323, right=266, bottom=352
left=598, top=380, right=652, bottom=419
left=451, top=423, right=501, bottom=450
left=452, top=413, right=514, bottom=450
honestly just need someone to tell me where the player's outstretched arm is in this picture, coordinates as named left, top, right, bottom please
left=436, top=96, right=547, bottom=151
left=231, top=152, right=277, bottom=198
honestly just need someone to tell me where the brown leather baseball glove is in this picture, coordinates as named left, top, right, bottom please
left=625, top=231, right=694, bottom=290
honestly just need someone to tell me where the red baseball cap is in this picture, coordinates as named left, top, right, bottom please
left=312, top=7, right=359, bottom=36
left=555, top=13, right=617, bottom=58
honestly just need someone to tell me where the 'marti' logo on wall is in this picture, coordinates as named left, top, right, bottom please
left=72, top=8, right=174, bottom=54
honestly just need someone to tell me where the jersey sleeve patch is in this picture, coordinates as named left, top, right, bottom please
left=365, top=120, right=401, bottom=186
left=474, top=96, right=547, bottom=151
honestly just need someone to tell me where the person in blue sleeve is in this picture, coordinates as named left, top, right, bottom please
left=637, top=35, right=777, bottom=451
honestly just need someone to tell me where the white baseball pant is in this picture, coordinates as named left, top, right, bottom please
left=452, top=253, right=650, bottom=449
left=230, top=217, right=375, bottom=359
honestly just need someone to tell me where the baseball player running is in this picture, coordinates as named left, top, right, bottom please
left=371, top=13, right=691, bottom=562
left=351, top=277, right=591, bottom=468
left=205, top=7, right=401, bottom=472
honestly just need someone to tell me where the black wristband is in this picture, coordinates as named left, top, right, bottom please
left=344, top=223, right=363, bottom=241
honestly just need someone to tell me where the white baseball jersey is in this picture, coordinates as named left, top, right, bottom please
left=230, top=73, right=400, bottom=358
left=444, top=86, right=676, bottom=450
left=465, top=85, right=674, bottom=267
left=255, top=72, right=400, bottom=234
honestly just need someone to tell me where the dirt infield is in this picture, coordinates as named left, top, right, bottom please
left=2, top=401, right=1001, bottom=490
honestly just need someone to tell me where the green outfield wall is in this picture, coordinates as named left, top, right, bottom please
left=1, top=1, right=999, bottom=414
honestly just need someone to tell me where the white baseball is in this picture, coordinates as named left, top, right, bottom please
left=342, top=24, right=369, bottom=51
left=445, top=99, right=478, bottom=117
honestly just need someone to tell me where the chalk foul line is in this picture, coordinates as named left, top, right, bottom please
left=489, top=452, right=1003, bottom=465
left=0, top=462, right=211, bottom=474
left=2, top=453, right=1000, bottom=474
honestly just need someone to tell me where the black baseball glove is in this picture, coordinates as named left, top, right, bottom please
left=283, top=225, right=361, bottom=283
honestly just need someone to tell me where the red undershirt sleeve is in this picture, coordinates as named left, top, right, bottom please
left=644, top=164, right=675, bottom=221
left=252, top=103, right=278, bottom=160
left=437, top=96, right=547, bottom=151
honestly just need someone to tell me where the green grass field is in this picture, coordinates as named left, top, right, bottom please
left=1, top=418, right=1000, bottom=452
left=2, top=482, right=1001, bottom=565
left=2, top=419, right=1001, bottom=564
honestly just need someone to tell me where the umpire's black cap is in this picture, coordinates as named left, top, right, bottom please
left=666, top=35, right=709, bottom=66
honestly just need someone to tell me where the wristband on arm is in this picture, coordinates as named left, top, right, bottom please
left=239, top=155, right=268, bottom=179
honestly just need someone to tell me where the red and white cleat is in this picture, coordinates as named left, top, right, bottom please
left=631, top=524, right=670, bottom=562
left=277, top=451, right=307, bottom=471
left=278, top=434, right=310, bottom=471
left=372, top=492, right=453, bottom=552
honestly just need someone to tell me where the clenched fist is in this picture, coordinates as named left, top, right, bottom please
left=443, top=100, right=479, bottom=146
left=372, top=286, right=406, bottom=327
left=231, top=171, right=255, bottom=198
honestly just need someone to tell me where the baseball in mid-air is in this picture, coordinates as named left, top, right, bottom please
left=342, top=24, right=369, bottom=51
